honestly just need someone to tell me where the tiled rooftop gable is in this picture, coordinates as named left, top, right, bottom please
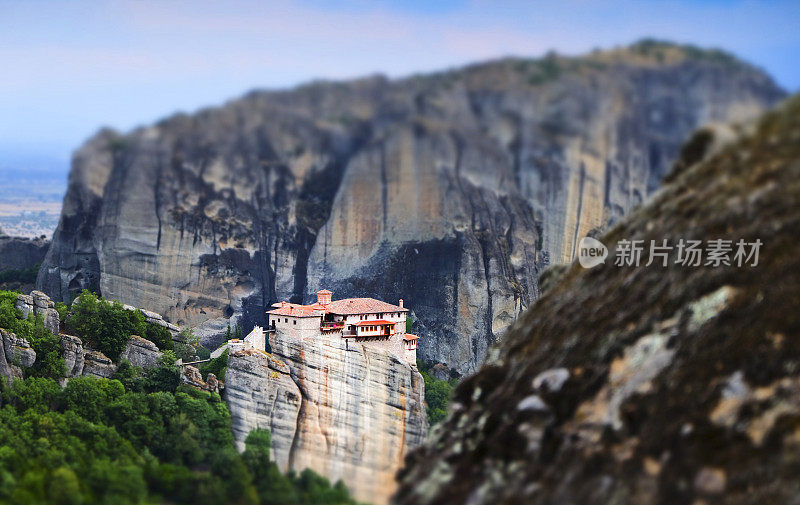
left=324, top=297, right=407, bottom=315
left=266, top=296, right=407, bottom=316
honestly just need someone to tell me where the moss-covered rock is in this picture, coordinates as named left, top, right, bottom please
left=395, top=96, right=800, bottom=505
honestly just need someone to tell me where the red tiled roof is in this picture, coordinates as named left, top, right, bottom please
left=404, top=333, right=420, bottom=341
left=355, top=320, right=394, bottom=326
left=325, top=297, right=407, bottom=315
left=317, top=289, right=332, bottom=294
left=266, top=302, right=323, bottom=317
left=267, top=296, right=407, bottom=318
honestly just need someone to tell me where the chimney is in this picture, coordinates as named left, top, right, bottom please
left=317, top=289, right=332, bottom=305
left=399, top=299, right=404, bottom=308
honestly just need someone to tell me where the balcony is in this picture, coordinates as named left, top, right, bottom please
left=321, top=321, right=345, bottom=331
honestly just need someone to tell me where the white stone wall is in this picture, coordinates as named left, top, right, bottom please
left=270, top=310, right=414, bottom=364
left=270, top=315, right=322, bottom=338
left=244, top=326, right=266, bottom=351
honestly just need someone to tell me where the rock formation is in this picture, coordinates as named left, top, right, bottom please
left=15, top=291, right=60, bottom=334
left=1, top=289, right=171, bottom=381
left=180, top=365, right=222, bottom=393
left=59, top=334, right=85, bottom=377
left=394, top=96, right=800, bottom=504
left=225, top=329, right=427, bottom=505
left=38, top=41, right=785, bottom=374
left=0, top=234, right=48, bottom=271
left=225, top=348, right=302, bottom=468
left=81, top=349, right=117, bottom=378
left=119, top=335, right=163, bottom=368
left=0, top=328, right=36, bottom=381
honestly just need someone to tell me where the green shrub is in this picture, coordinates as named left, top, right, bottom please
left=0, top=290, right=65, bottom=379
left=418, top=360, right=457, bottom=426
left=200, top=349, right=228, bottom=382
left=65, top=290, right=147, bottom=360
left=145, top=321, right=173, bottom=351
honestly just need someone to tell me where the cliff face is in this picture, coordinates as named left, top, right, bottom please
left=394, top=96, right=800, bottom=505
left=0, top=234, right=49, bottom=292
left=38, top=41, right=785, bottom=374
left=0, top=235, right=48, bottom=272
left=225, top=331, right=427, bottom=505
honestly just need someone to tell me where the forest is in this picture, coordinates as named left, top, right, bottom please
left=0, top=289, right=358, bottom=505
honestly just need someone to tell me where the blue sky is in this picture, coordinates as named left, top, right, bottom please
left=1, top=0, right=798, bottom=172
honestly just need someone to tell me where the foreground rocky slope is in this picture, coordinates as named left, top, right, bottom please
left=38, top=41, right=784, bottom=374
left=226, top=331, right=427, bottom=505
left=394, top=97, right=800, bottom=504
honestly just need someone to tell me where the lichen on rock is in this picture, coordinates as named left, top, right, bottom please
left=394, top=96, right=800, bottom=505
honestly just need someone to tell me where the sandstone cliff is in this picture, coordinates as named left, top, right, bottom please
left=394, top=96, right=800, bottom=505
left=226, top=331, right=427, bottom=505
left=38, top=41, right=785, bottom=374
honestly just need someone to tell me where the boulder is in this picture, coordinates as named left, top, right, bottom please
left=31, top=290, right=54, bottom=309
left=119, top=335, right=162, bottom=368
left=180, top=365, right=223, bottom=393
left=82, top=350, right=117, bottom=378
left=430, top=363, right=452, bottom=381
left=59, top=334, right=85, bottom=377
left=16, top=291, right=60, bottom=334
left=0, top=328, right=36, bottom=381
left=15, top=294, right=33, bottom=319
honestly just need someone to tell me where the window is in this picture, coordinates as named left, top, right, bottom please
left=285, top=318, right=288, bottom=323
left=293, top=320, right=296, bottom=325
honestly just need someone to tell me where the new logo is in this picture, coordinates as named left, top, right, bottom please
left=578, top=237, right=608, bottom=268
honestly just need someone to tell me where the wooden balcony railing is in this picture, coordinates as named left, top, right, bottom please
left=321, top=321, right=345, bottom=331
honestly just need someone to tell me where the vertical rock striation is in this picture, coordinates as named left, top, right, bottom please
left=225, top=331, right=427, bottom=505
left=38, top=41, right=785, bottom=374
left=225, top=348, right=302, bottom=469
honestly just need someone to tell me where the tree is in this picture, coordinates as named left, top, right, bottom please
left=0, top=290, right=65, bottom=379
left=200, top=349, right=228, bottom=381
left=418, top=359, right=456, bottom=426
left=144, top=321, right=173, bottom=351
left=66, top=291, right=146, bottom=360
left=145, top=351, right=180, bottom=393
